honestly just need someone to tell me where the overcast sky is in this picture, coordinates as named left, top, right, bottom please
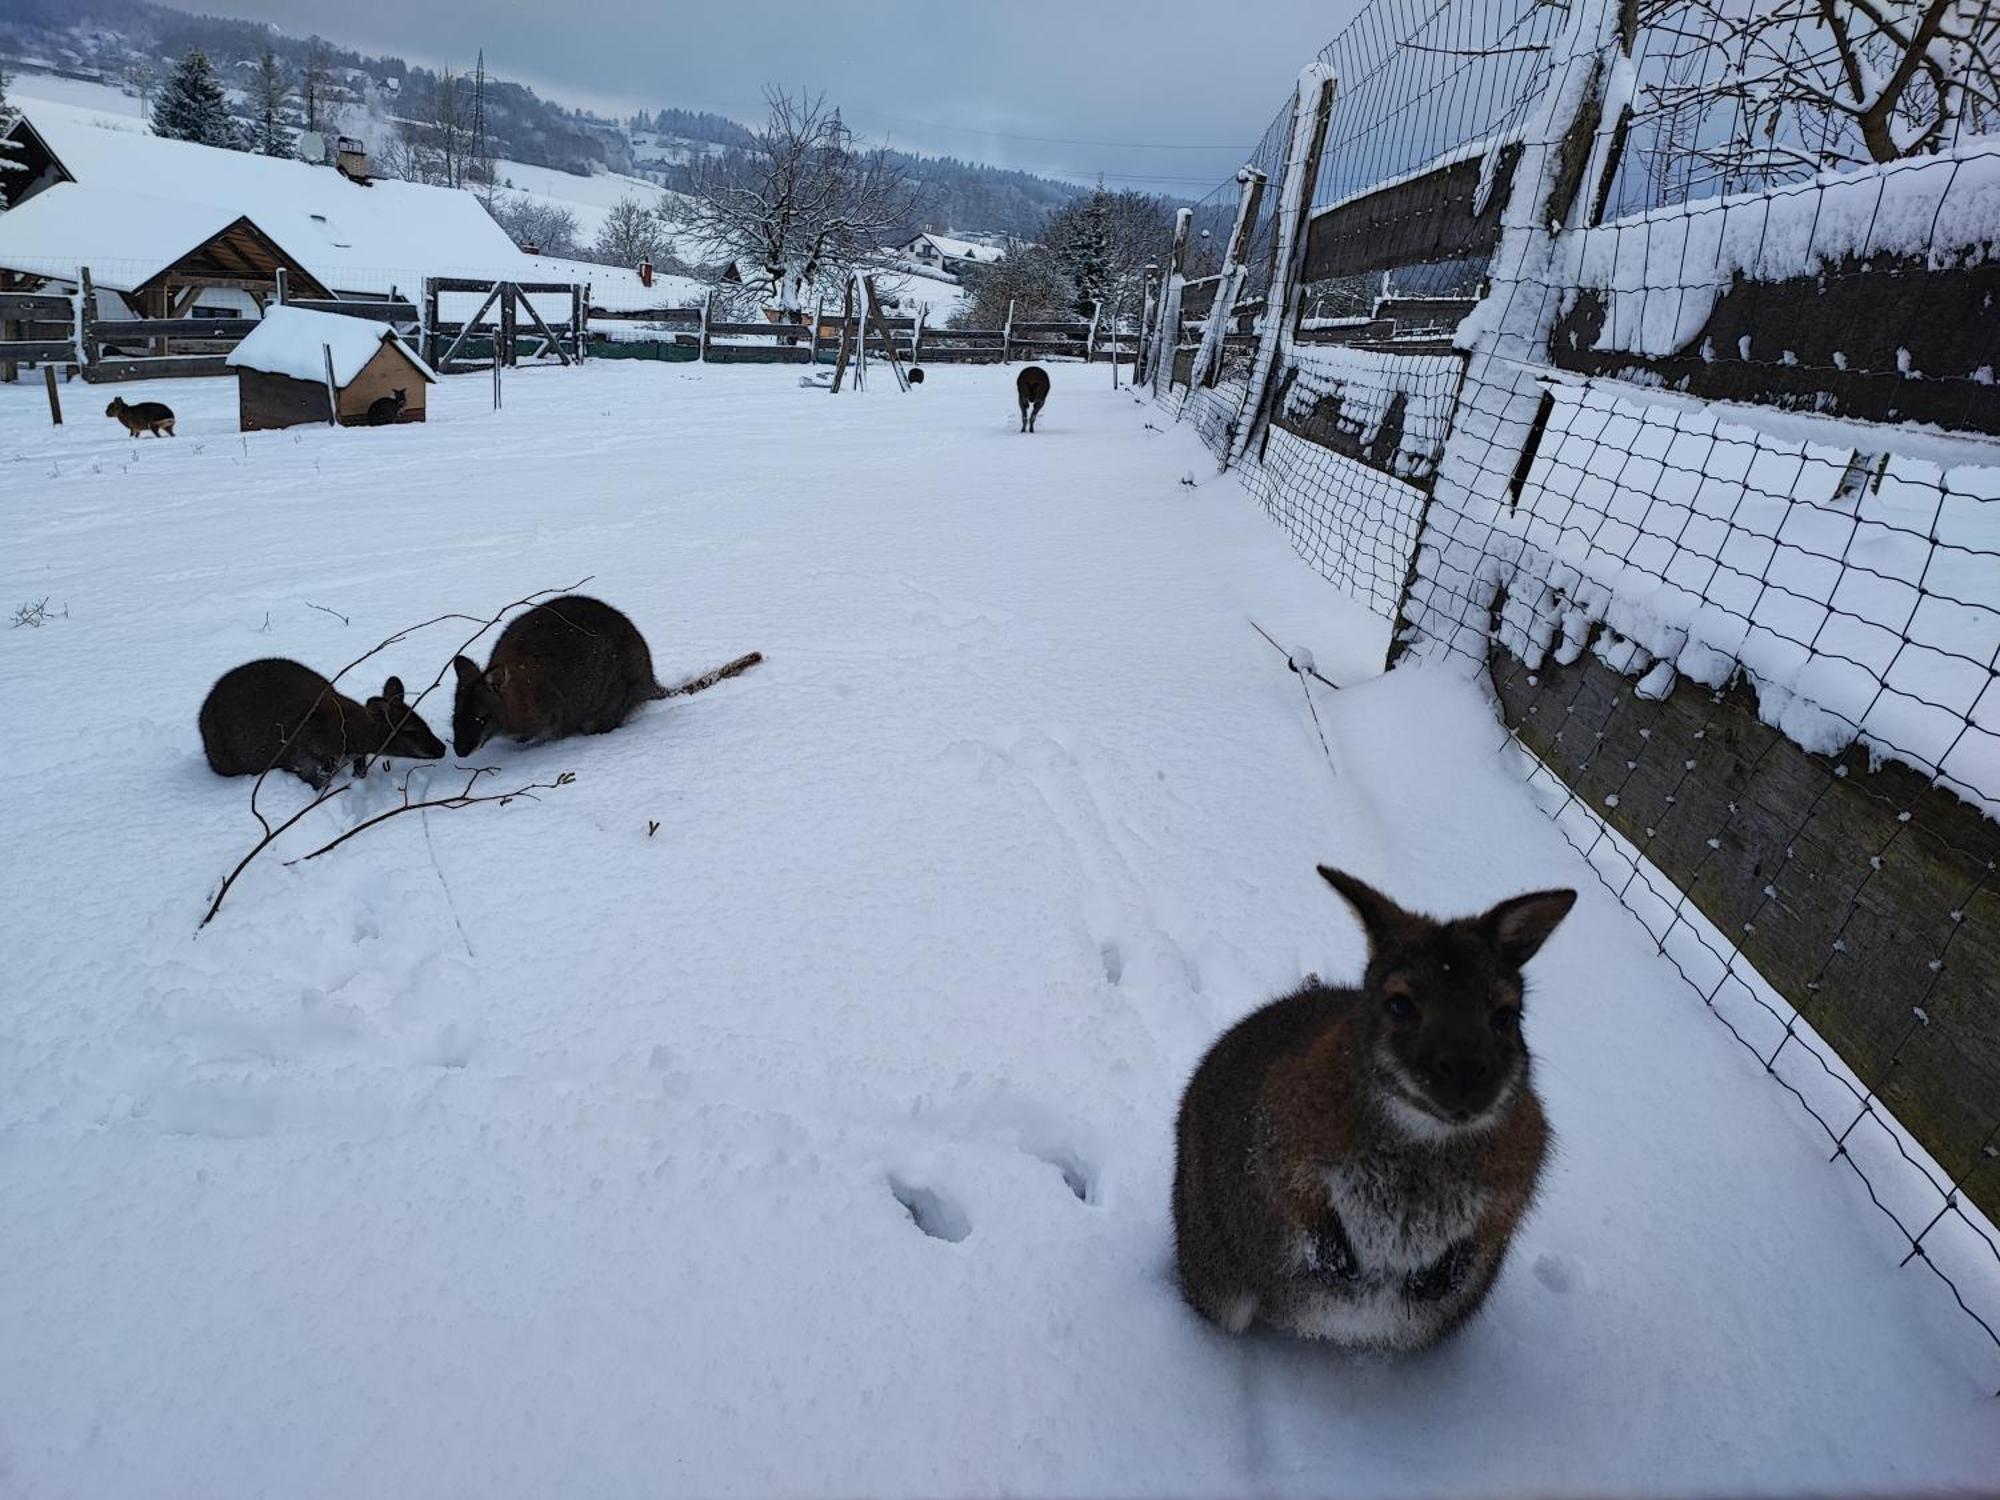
left=183, top=0, right=1361, bottom=194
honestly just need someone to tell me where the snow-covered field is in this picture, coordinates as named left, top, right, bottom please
left=2, top=362, right=1996, bottom=1497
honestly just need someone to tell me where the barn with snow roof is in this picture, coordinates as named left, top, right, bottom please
left=226, top=304, right=435, bottom=431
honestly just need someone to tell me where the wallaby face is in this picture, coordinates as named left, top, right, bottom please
left=1325, top=867, right=1573, bottom=1133
left=1172, top=865, right=1575, bottom=1351
left=450, top=655, right=507, bottom=756
left=367, top=675, right=447, bottom=761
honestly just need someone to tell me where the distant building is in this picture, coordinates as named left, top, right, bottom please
left=895, top=232, right=1007, bottom=277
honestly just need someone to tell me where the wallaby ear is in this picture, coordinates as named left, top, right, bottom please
left=487, top=663, right=510, bottom=692
left=451, top=655, right=481, bottom=686
left=381, top=675, right=406, bottom=704
left=1318, top=866, right=1418, bottom=954
left=1482, top=889, right=1578, bottom=968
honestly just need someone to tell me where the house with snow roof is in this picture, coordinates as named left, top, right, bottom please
left=895, top=232, right=1008, bottom=276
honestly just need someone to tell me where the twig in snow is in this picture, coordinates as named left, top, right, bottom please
left=12, top=597, right=67, bottom=628
left=1248, top=618, right=1342, bottom=691
left=1248, top=618, right=1340, bottom=781
left=306, top=600, right=351, bottom=626
left=284, top=766, right=577, bottom=866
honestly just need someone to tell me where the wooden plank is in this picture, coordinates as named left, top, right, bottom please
left=590, top=307, right=704, bottom=327
left=1551, top=253, right=2000, bottom=437
left=81, top=355, right=232, bottom=383
left=701, top=343, right=815, bottom=364
left=1302, top=142, right=1520, bottom=285
left=284, top=298, right=419, bottom=323
left=1492, top=640, right=2000, bottom=1222
left=0, top=341, right=80, bottom=362
left=706, top=321, right=813, bottom=338
left=90, top=317, right=260, bottom=341
left=0, top=295, right=72, bottom=321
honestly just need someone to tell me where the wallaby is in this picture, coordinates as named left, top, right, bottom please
left=200, top=658, right=446, bottom=789
left=105, top=397, right=175, bottom=438
left=1016, top=365, right=1049, bottom=433
left=364, top=387, right=408, bottom=426
left=1173, top=866, right=1576, bottom=1352
left=906, top=367, right=925, bottom=386
left=451, top=595, right=665, bottom=756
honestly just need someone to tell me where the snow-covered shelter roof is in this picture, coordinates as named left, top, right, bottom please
left=0, top=185, right=331, bottom=297
left=3, top=101, right=522, bottom=297
left=226, top=304, right=436, bottom=386
left=905, top=232, right=1005, bottom=264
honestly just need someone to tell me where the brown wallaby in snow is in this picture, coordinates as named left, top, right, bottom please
left=364, top=387, right=408, bottom=426
left=906, top=367, right=925, bottom=385
left=451, top=595, right=665, bottom=756
left=1173, top=866, right=1576, bottom=1352
left=199, top=658, right=446, bottom=789
left=1016, top=365, right=1049, bottom=432
left=105, top=396, right=175, bottom=437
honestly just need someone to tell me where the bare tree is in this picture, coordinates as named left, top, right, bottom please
left=590, top=194, right=669, bottom=268
left=1637, top=0, right=2000, bottom=191
left=678, top=89, right=919, bottom=315
left=490, top=192, right=582, bottom=257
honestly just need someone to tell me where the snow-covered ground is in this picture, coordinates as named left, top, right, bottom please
left=2, top=362, right=1996, bottom=1497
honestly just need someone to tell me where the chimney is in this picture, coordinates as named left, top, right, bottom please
left=335, top=136, right=371, bottom=185
left=638, top=260, right=654, bottom=288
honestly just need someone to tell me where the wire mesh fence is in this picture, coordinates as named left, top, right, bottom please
left=1148, top=0, right=2000, bottom=1384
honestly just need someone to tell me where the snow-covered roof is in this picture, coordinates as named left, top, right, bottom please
left=0, top=186, right=312, bottom=293
left=5, top=101, right=521, bottom=296
left=906, top=232, right=1005, bottom=263
left=226, top=304, right=436, bottom=386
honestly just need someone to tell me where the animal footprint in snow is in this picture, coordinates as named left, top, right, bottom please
left=1099, top=940, right=1125, bottom=987
left=888, top=1174, right=971, bottom=1243
left=1532, top=1251, right=1580, bottom=1293
left=1027, top=1144, right=1093, bottom=1204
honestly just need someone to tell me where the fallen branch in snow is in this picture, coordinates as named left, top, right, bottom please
left=662, top=651, right=764, bottom=697
left=305, top=600, right=351, bottom=626
left=285, top=766, right=578, bottom=866
left=209, top=577, right=594, bottom=928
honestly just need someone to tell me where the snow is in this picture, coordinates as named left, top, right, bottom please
left=0, top=185, right=264, bottom=293
left=1558, top=138, right=2000, bottom=359
left=1280, top=343, right=1460, bottom=483
left=226, top=304, right=435, bottom=387
left=3, top=361, right=1998, bottom=1495
left=903, top=231, right=1006, bottom=264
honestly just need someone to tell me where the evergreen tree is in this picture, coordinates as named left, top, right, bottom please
left=152, top=49, right=240, bottom=150
left=253, top=48, right=293, bottom=158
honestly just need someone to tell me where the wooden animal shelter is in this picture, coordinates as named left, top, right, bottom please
left=225, top=304, right=436, bottom=432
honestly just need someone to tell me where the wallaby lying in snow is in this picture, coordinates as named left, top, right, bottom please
left=1016, top=365, right=1049, bottom=433
left=1173, top=866, right=1576, bottom=1352
left=451, top=595, right=667, bottom=756
left=365, top=387, right=408, bottom=426
left=106, top=397, right=175, bottom=437
left=200, top=658, right=446, bottom=789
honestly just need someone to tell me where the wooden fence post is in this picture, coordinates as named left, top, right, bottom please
left=499, top=283, right=519, bottom=368
left=78, top=267, right=98, bottom=375
left=44, top=364, right=62, bottom=423
left=275, top=267, right=289, bottom=307
left=322, top=343, right=339, bottom=425
left=911, top=306, right=926, bottom=366
left=1085, top=299, right=1101, bottom=363
left=1001, top=298, right=1015, bottom=364
left=1189, top=166, right=1267, bottom=394
left=1232, top=64, right=1335, bottom=465
left=699, top=288, right=714, bottom=363
left=1148, top=207, right=1193, bottom=396
left=809, top=295, right=825, bottom=364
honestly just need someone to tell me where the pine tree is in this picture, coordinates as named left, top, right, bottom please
left=0, top=62, right=23, bottom=211
left=152, top=49, right=240, bottom=150
left=253, top=49, right=293, bottom=158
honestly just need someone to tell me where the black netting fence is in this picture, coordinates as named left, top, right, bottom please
left=1144, top=0, right=2000, bottom=1385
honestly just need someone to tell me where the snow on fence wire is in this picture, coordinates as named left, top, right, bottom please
left=1148, top=0, right=2000, bottom=1381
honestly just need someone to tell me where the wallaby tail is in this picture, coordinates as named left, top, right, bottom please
left=661, top=651, right=764, bottom=699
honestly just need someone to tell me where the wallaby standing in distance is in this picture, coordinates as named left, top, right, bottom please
left=364, top=387, right=408, bottom=426
left=1016, top=365, right=1049, bottom=432
left=105, top=396, right=175, bottom=437
left=451, top=595, right=666, bottom=756
left=906, top=367, right=925, bottom=385
left=1173, top=866, right=1577, bottom=1352
left=199, top=658, right=446, bottom=789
